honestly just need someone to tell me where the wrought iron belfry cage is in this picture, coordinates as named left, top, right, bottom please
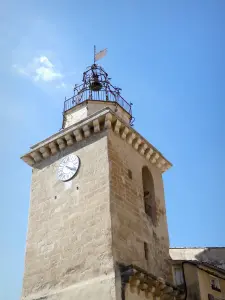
left=63, top=64, right=133, bottom=123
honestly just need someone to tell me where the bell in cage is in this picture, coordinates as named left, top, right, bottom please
left=89, top=72, right=102, bottom=92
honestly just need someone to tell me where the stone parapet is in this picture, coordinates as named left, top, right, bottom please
left=119, top=264, right=185, bottom=300
left=21, top=108, right=172, bottom=173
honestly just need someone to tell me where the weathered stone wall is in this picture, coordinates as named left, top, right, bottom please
left=21, top=127, right=173, bottom=300
left=87, top=102, right=130, bottom=125
left=108, top=130, right=172, bottom=282
left=63, top=101, right=131, bottom=129
left=64, top=105, right=88, bottom=128
left=21, top=131, right=115, bottom=300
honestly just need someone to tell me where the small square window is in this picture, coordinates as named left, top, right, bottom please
left=128, top=169, right=132, bottom=179
left=144, top=242, right=148, bottom=260
left=210, top=276, right=221, bottom=292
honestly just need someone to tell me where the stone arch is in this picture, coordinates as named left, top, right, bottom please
left=142, top=166, right=157, bottom=226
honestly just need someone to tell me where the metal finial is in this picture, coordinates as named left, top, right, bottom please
left=94, top=45, right=96, bottom=64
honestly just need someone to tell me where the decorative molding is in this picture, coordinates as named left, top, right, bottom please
left=134, top=138, right=142, bottom=150
left=104, top=112, right=113, bottom=129
left=21, top=108, right=172, bottom=173
left=73, top=129, right=83, bottom=142
left=139, top=143, right=148, bottom=156
left=114, top=119, right=122, bottom=135
left=22, top=156, right=35, bottom=166
left=118, top=264, right=185, bottom=300
left=127, top=133, right=136, bottom=145
left=82, top=125, right=91, bottom=138
left=146, top=148, right=154, bottom=160
left=150, top=152, right=160, bottom=164
left=30, top=151, right=42, bottom=163
left=56, top=138, right=66, bottom=150
left=121, top=127, right=129, bottom=140
left=129, top=270, right=184, bottom=299
left=49, top=141, right=58, bottom=155
left=93, top=119, right=100, bottom=133
left=64, top=134, right=74, bottom=146
left=39, top=147, right=50, bottom=159
left=156, top=158, right=166, bottom=169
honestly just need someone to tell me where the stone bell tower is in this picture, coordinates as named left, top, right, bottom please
left=21, top=62, right=184, bottom=300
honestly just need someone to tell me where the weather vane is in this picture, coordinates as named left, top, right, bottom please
left=63, top=46, right=134, bottom=127
left=94, top=45, right=108, bottom=64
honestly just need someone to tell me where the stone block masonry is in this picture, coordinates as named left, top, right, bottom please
left=108, top=130, right=172, bottom=282
left=21, top=108, right=174, bottom=300
left=21, top=131, right=116, bottom=300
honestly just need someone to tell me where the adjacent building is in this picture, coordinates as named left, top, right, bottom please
left=170, top=248, right=225, bottom=300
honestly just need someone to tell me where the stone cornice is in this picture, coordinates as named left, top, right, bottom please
left=119, top=264, right=185, bottom=300
left=21, top=107, right=172, bottom=173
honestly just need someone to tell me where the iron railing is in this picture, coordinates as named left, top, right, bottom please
left=64, top=89, right=132, bottom=115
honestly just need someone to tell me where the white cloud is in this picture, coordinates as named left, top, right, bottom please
left=34, top=65, right=62, bottom=82
left=39, top=56, right=53, bottom=68
left=13, top=55, right=64, bottom=85
left=56, top=82, right=66, bottom=89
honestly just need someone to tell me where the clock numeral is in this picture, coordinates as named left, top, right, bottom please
left=58, top=172, right=64, bottom=178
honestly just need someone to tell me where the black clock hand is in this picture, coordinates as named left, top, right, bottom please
left=66, top=166, right=76, bottom=171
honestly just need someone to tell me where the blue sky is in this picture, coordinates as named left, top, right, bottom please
left=1, top=0, right=225, bottom=299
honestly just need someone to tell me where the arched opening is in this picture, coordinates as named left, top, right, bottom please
left=142, top=166, right=156, bottom=225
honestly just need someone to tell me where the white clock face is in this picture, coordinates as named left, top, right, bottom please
left=57, top=154, right=80, bottom=182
